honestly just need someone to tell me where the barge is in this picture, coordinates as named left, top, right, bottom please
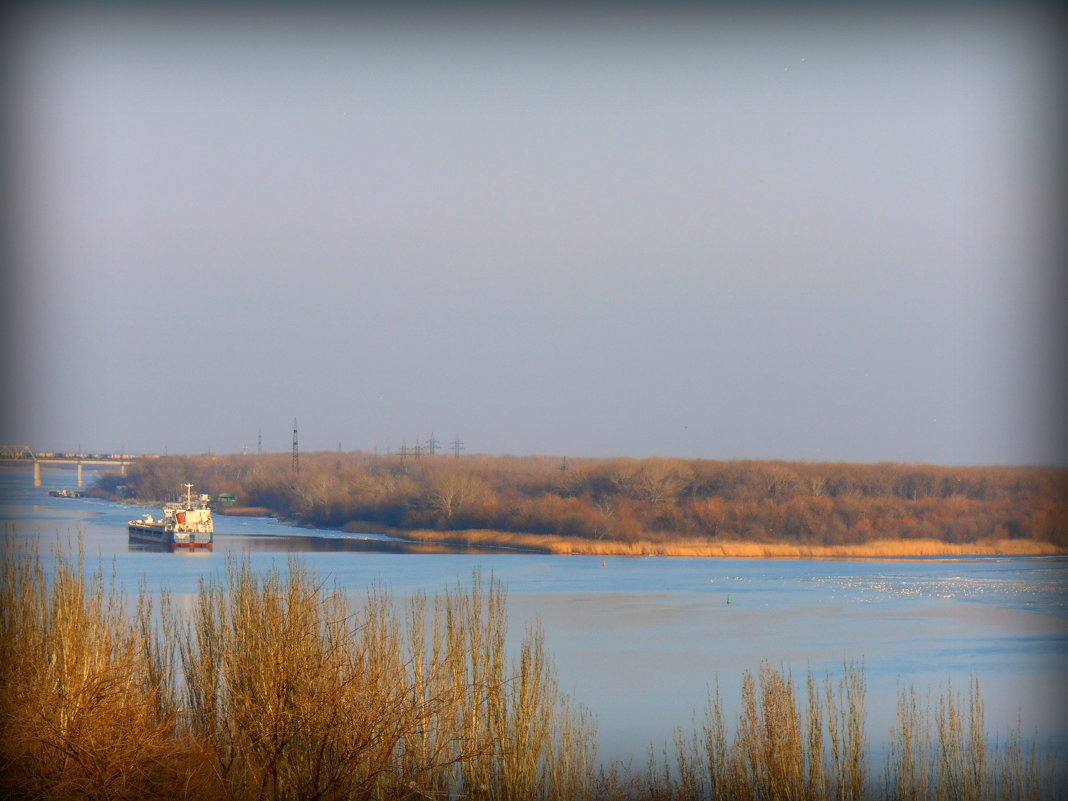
left=128, top=483, right=214, bottom=550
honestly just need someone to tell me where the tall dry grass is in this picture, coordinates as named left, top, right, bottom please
left=608, top=663, right=1060, bottom=801
left=628, top=663, right=867, bottom=801
left=0, top=544, right=594, bottom=801
left=0, top=540, right=1062, bottom=800
left=883, top=679, right=1060, bottom=801
left=401, top=529, right=1062, bottom=558
left=0, top=544, right=197, bottom=800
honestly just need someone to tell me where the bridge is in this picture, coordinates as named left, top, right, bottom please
left=0, top=445, right=141, bottom=488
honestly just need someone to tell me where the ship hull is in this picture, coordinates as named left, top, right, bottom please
left=128, top=523, right=213, bottom=550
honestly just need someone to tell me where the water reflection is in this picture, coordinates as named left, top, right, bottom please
left=127, top=543, right=216, bottom=556
left=233, top=532, right=509, bottom=555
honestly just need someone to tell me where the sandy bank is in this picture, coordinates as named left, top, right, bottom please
left=219, top=506, right=274, bottom=517
left=392, top=528, right=1064, bottom=558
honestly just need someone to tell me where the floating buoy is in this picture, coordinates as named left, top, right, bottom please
left=602, top=561, right=607, bottom=567
left=726, top=593, right=732, bottom=605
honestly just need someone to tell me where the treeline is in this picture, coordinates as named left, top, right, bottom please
left=96, top=453, right=1068, bottom=548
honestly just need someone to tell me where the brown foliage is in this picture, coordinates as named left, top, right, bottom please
left=95, top=453, right=1067, bottom=552
left=0, top=546, right=596, bottom=801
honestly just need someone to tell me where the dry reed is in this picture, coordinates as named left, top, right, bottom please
left=619, top=662, right=1060, bottom=801
left=402, top=529, right=1062, bottom=559
left=0, top=543, right=595, bottom=801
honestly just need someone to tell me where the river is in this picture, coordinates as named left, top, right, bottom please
left=2, top=464, right=1066, bottom=768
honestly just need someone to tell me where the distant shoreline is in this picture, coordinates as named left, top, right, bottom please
left=173, top=507, right=1068, bottom=557
left=96, top=454, right=1067, bottom=556
left=330, top=522, right=1063, bottom=559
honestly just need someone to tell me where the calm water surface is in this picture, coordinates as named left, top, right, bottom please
left=3, top=465, right=1066, bottom=765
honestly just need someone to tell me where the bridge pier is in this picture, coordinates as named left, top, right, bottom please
left=33, top=460, right=41, bottom=488
left=77, top=461, right=83, bottom=488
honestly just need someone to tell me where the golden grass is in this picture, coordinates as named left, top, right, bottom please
left=631, top=663, right=1056, bottom=801
left=0, top=543, right=596, bottom=801
left=398, top=529, right=1064, bottom=558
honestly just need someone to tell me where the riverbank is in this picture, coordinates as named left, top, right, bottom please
left=94, top=454, right=1068, bottom=554
left=339, top=523, right=1064, bottom=558
left=219, top=505, right=274, bottom=517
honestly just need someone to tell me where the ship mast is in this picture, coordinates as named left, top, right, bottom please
left=184, top=483, right=194, bottom=505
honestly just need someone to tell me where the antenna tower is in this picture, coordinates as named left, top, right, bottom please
left=292, top=418, right=300, bottom=472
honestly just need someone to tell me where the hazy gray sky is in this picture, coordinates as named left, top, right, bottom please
left=4, top=4, right=1064, bottom=464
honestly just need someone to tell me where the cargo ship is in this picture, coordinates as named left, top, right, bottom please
left=128, top=483, right=214, bottom=550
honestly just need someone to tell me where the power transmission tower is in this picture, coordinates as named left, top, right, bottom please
left=450, top=434, right=465, bottom=458
left=292, top=418, right=300, bottom=472
left=427, top=432, right=439, bottom=456
left=258, top=428, right=262, bottom=454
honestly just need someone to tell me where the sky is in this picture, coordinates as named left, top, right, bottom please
left=3, top=3, right=1065, bottom=464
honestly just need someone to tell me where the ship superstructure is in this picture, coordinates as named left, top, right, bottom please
left=128, top=483, right=214, bottom=550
